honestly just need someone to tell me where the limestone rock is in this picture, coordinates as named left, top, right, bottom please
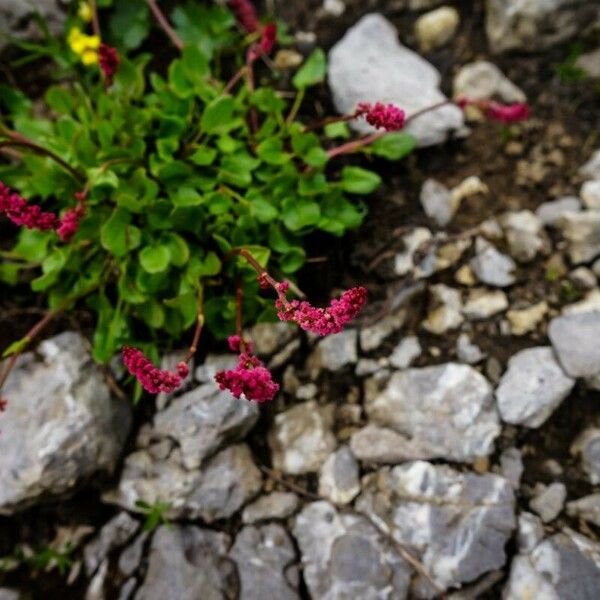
left=500, top=210, right=544, bottom=263
left=456, top=333, right=486, bottom=364
left=268, top=401, right=336, bottom=474
left=414, top=6, right=460, bottom=52
left=422, top=284, right=464, bottom=334
left=536, top=196, right=581, bottom=227
left=558, top=211, right=600, bottom=264
left=529, top=482, right=567, bottom=523
left=389, top=335, right=422, bottom=369
left=581, top=180, right=600, bottom=210
left=507, top=301, right=548, bottom=335
left=308, top=330, right=357, bottom=374
left=328, top=14, right=464, bottom=147
left=356, top=461, right=515, bottom=593
left=242, top=492, right=300, bottom=524
left=463, top=288, right=508, bottom=320
left=134, top=526, right=236, bottom=600
left=580, top=149, right=600, bottom=181
left=293, top=501, right=412, bottom=599
left=359, top=310, right=405, bottom=352
left=0, top=332, right=132, bottom=514
left=318, top=446, right=360, bottom=505
left=571, top=428, right=600, bottom=485
left=365, top=363, right=500, bottom=461
left=496, top=347, right=575, bottom=427
left=230, top=524, right=299, bottom=600
left=566, top=494, right=600, bottom=528
left=549, top=312, right=600, bottom=377
left=470, top=238, right=517, bottom=287
left=453, top=60, right=526, bottom=103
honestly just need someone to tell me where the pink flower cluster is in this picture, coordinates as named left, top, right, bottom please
left=0, top=181, right=57, bottom=230
left=457, top=98, right=530, bottom=124
left=275, top=285, right=368, bottom=336
left=247, top=22, right=277, bottom=63
left=122, top=346, right=189, bottom=394
left=228, top=0, right=259, bottom=33
left=56, top=192, right=86, bottom=242
left=227, top=334, right=254, bottom=354
left=356, top=102, right=406, bottom=132
left=99, top=43, right=120, bottom=86
left=215, top=351, right=279, bottom=403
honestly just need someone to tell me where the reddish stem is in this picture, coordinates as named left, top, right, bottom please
left=223, top=65, right=248, bottom=94
left=89, top=0, right=101, bottom=38
left=145, top=0, right=184, bottom=50
left=326, top=131, right=384, bottom=159
left=304, top=112, right=358, bottom=133
left=404, top=99, right=455, bottom=124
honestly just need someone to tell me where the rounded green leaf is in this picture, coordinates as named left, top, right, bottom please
left=292, top=49, right=327, bottom=89
left=280, top=247, right=306, bottom=273
left=140, top=245, right=171, bottom=273
left=340, top=166, right=382, bottom=194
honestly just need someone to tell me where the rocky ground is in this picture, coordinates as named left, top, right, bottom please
left=1, top=1, right=600, bottom=599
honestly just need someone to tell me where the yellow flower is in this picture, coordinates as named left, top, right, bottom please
left=78, top=1, right=93, bottom=23
left=67, top=26, right=100, bottom=65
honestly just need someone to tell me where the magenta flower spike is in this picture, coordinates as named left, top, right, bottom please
left=122, top=346, right=189, bottom=394
left=215, top=352, right=279, bottom=403
left=0, top=181, right=57, bottom=231
left=356, top=102, right=406, bottom=131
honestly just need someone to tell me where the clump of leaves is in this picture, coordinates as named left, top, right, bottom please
left=0, top=1, right=415, bottom=376
left=135, top=499, right=173, bottom=531
left=0, top=543, right=74, bottom=576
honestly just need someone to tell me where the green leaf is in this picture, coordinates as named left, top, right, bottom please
left=201, top=96, right=236, bottom=134
left=368, top=132, right=416, bottom=160
left=45, top=86, right=73, bottom=114
left=292, top=49, right=326, bottom=89
left=340, top=166, right=381, bottom=194
left=31, top=248, right=67, bottom=291
left=137, top=300, right=165, bottom=328
left=324, top=121, right=350, bottom=139
left=189, top=146, right=217, bottom=166
left=172, top=186, right=203, bottom=207
left=282, top=199, right=320, bottom=231
left=2, top=336, right=31, bottom=358
left=163, top=233, right=190, bottom=267
left=13, top=229, right=50, bottom=262
left=250, top=197, right=278, bottom=223
left=280, top=247, right=306, bottom=273
left=140, top=246, right=171, bottom=274
left=109, top=0, right=150, bottom=50
left=256, top=137, right=289, bottom=165
left=87, top=168, right=119, bottom=191
left=101, top=208, right=130, bottom=257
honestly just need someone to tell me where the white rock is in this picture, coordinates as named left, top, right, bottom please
left=470, top=238, right=517, bottom=287
left=580, top=149, right=600, bottom=180
left=506, top=301, right=548, bottom=335
left=496, top=347, right=575, bottom=428
left=359, top=309, right=405, bottom=352
left=394, top=227, right=432, bottom=275
left=463, top=288, right=509, bottom=319
left=486, top=0, right=600, bottom=54
left=558, top=210, right=600, bottom=264
left=575, top=47, right=600, bottom=78
left=500, top=447, right=524, bottom=490
left=328, top=13, right=464, bottom=146
left=581, top=180, right=600, bottom=209
left=318, top=446, right=360, bottom=505
left=569, top=267, right=597, bottom=289
left=268, top=401, right=336, bottom=474
left=563, top=289, right=600, bottom=315
left=242, top=492, right=300, bottom=524
left=307, top=329, right=357, bottom=374
left=536, top=196, right=581, bottom=227
left=517, top=512, right=545, bottom=554
left=422, top=284, right=464, bottom=334
left=420, top=178, right=454, bottom=226
left=500, top=210, right=544, bottom=262
left=450, top=175, right=489, bottom=205
left=414, top=6, right=460, bottom=52
left=456, top=333, right=486, bottom=364
left=389, top=335, right=422, bottom=369
left=365, top=363, right=500, bottom=461
left=571, top=428, right=600, bottom=485
left=322, top=0, right=345, bottom=17
left=530, top=483, right=567, bottom=522
left=566, top=494, right=600, bottom=527
left=453, top=60, right=526, bottom=103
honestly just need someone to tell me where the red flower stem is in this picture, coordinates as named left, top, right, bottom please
left=145, top=0, right=184, bottom=50
left=303, top=112, right=358, bottom=133
left=244, top=59, right=259, bottom=134
left=235, top=283, right=249, bottom=353
left=326, top=131, right=384, bottom=159
left=223, top=65, right=248, bottom=94
left=0, top=307, right=60, bottom=397
left=404, top=99, right=455, bottom=124
left=0, top=137, right=84, bottom=183
left=89, top=0, right=101, bottom=38
left=182, top=290, right=204, bottom=363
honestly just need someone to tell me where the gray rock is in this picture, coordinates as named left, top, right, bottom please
left=293, top=501, right=412, bottom=599
left=485, top=0, right=600, bottom=54
left=118, top=532, right=149, bottom=577
left=504, top=529, right=600, bottom=600
left=0, top=0, right=65, bottom=51
left=420, top=178, right=455, bottom=226
left=308, top=330, right=357, bottom=374
left=507, top=301, right=549, bottom=336
left=558, top=210, right=600, bottom=264
left=84, top=512, right=140, bottom=576
left=195, top=354, right=238, bottom=383
left=350, top=424, right=435, bottom=464
left=536, top=196, right=581, bottom=227
left=500, top=447, right=524, bottom=490
left=242, top=492, right=299, bottom=524
left=328, top=13, right=464, bottom=147
left=152, top=383, right=259, bottom=470
left=496, top=347, right=575, bottom=428
left=570, top=267, right=597, bottom=289
left=365, top=363, right=500, bottom=462
left=134, top=526, right=236, bottom=600
left=389, top=335, right=422, bottom=369
left=530, top=482, right=567, bottom=523
left=566, top=494, right=600, bottom=528
left=269, top=401, right=336, bottom=474
left=576, top=48, right=600, bottom=79
left=359, top=310, right=405, bottom=352
left=582, top=180, right=600, bottom=210
left=318, top=446, right=360, bottom=505
left=422, top=284, right=464, bottom=334
left=571, top=428, right=600, bottom=485
left=246, top=322, right=297, bottom=356
left=394, top=227, right=432, bottom=276
left=355, top=358, right=385, bottom=377
left=0, top=332, right=132, bottom=514
left=323, top=0, right=345, bottom=17
left=356, top=461, right=515, bottom=592
left=500, top=210, right=544, bottom=263
left=0, top=591, right=20, bottom=600
left=549, top=312, right=600, bottom=378
left=516, top=512, right=545, bottom=554
left=456, top=333, right=486, bottom=364
left=85, top=558, right=108, bottom=600
left=580, top=149, right=600, bottom=180
left=230, top=524, right=299, bottom=600
left=118, top=579, right=137, bottom=600
left=470, top=238, right=517, bottom=287
left=453, top=60, right=526, bottom=103
left=106, top=444, right=262, bottom=522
